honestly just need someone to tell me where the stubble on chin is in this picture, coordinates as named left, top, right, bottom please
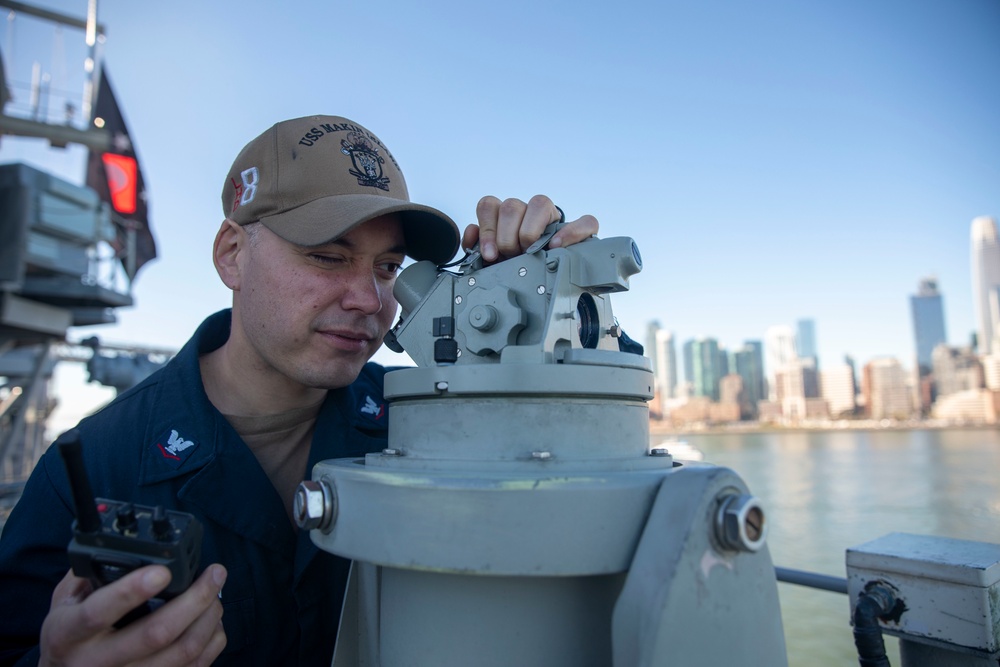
left=295, top=341, right=384, bottom=390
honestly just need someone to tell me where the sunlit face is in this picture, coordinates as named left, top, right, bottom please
left=232, top=214, right=405, bottom=390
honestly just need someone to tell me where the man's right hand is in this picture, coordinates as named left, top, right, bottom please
left=39, top=564, right=227, bottom=667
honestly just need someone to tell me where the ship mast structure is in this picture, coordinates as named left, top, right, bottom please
left=0, top=0, right=165, bottom=514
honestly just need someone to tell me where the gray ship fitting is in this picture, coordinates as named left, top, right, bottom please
left=295, top=223, right=788, bottom=666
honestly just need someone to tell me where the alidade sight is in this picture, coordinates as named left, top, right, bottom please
left=385, top=221, right=644, bottom=368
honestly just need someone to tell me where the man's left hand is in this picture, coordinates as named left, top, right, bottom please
left=462, top=195, right=599, bottom=263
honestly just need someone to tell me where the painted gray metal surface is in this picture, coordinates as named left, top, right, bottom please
left=612, top=465, right=788, bottom=667
left=846, top=532, right=1000, bottom=660
left=309, top=457, right=667, bottom=575
left=325, top=465, right=785, bottom=667
left=383, top=361, right=655, bottom=401
left=332, top=560, right=627, bottom=667
left=380, top=396, right=661, bottom=473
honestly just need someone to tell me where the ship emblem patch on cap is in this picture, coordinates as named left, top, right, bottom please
left=153, top=428, right=198, bottom=468
left=341, top=132, right=389, bottom=191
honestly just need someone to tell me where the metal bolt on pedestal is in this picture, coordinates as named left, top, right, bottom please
left=294, top=479, right=336, bottom=532
left=715, top=493, right=767, bottom=552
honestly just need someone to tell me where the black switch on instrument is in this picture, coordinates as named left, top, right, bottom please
left=433, top=316, right=458, bottom=364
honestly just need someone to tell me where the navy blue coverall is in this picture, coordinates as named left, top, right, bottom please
left=0, top=309, right=393, bottom=666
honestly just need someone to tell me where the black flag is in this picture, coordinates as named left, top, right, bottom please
left=85, top=66, right=157, bottom=277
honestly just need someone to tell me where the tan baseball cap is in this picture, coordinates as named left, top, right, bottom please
left=221, top=115, right=460, bottom=264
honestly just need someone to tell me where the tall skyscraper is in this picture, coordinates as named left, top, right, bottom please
left=732, top=342, right=765, bottom=416
left=654, top=329, right=677, bottom=400
left=645, top=320, right=678, bottom=402
left=844, top=354, right=859, bottom=392
left=645, top=320, right=661, bottom=384
left=971, top=216, right=1000, bottom=355
left=682, top=339, right=695, bottom=392
left=688, top=337, right=722, bottom=400
left=745, top=341, right=766, bottom=403
left=765, top=325, right=797, bottom=400
left=910, top=277, right=947, bottom=376
left=796, top=318, right=818, bottom=367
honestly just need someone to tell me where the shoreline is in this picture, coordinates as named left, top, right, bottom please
left=649, top=419, right=1000, bottom=437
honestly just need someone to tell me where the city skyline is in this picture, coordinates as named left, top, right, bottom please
left=647, top=217, right=1000, bottom=424
left=650, top=216, right=1000, bottom=398
left=642, top=220, right=992, bottom=390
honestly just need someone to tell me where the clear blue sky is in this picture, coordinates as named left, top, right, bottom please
left=3, top=0, right=999, bottom=379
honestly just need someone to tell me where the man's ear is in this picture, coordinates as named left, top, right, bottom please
left=213, top=219, right=245, bottom=291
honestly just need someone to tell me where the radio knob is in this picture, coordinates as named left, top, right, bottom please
left=115, top=503, right=138, bottom=533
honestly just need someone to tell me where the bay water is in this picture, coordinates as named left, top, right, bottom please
left=652, top=428, right=1000, bottom=666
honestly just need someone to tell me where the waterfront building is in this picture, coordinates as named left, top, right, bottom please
left=765, top=325, right=797, bottom=400
left=820, top=364, right=857, bottom=417
left=756, top=400, right=782, bottom=423
left=675, top=381, right=693, bottom=400
left=991, top=287, right=1000, bottom=351
left=655, top=329, right=677, bottom=400
left=659, top=394, right=686, bottom=418
left=719, top=373, right=747, bottom=419
left=644, top=320, right=660, bottom=382
left=745, top=341, right=766, bottom=402
left=717, top=346, right=729, bottom=379
left=708, top=401, right=741, bottom=423
left=983, top=353, right=1000, bottom=391
left=796, top=318, right=818, bottom=368
left=863, top=357, right=914, bottom=420
left=910, top=277, right=947, bottom=377
left=802, top=358, right=819, bottom=398
left=971, top=216, right=1000, bottom=355
left=688, top=337, right=722, bottom=401
left=645, top=321, right=678, bottom=402
left=682, top=340, right=694, bottom=395
left=780, top=364, right=802, bottom=412
left=773, top=357, right=818, bottom=420
left=931, top=389, right=1000, bottom=423
left=731, top=342, right=765, bottom=418
left=916, top=374, right=934, bottom=416
left=804, top=398, right=830, bottom=420
left=774, top=366, right=805, bottom=420
left=932, top=344, right=983, bottom=397
left=844, top=354, right=859, bottom=393
left=669, top=396, right=711, bottom=425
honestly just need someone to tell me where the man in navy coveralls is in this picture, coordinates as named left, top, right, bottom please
left=0, top=115, right=598, bottom=666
